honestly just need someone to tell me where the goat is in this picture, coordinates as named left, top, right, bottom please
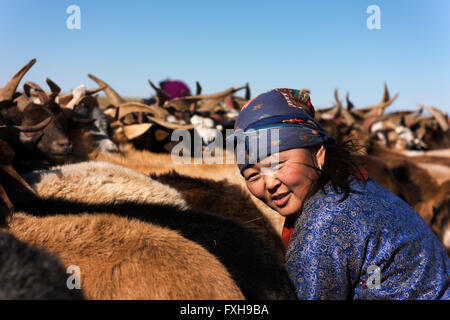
left=0, top=230, right=84, bottom=300
left=7, top=213, right=244, bottom=300
left=12, top=195, right=296, bottom=299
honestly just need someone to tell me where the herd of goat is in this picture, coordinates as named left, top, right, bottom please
left=0, top=59, right=449, bottom=300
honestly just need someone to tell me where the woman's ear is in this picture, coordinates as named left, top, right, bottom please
left=315, top=145, right=326, bottom=169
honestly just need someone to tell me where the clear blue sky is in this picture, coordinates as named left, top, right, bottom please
left=1, top=0, right=449, bottom=113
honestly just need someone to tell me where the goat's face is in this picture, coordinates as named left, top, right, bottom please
left=72, top=103, right=119, bottom=154
left=19, top=102, right=72, bottom=163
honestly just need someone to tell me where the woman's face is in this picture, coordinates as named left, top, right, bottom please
left=242, top=147, right=325, bottom=217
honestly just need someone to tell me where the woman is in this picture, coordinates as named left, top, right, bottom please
left=233, top=88, right=449, bottom=299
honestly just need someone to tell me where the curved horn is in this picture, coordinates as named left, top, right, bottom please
left=148, top=80, right=170, bottom=104
left=146, top=115, right=195, bottom=130
left=45, top=78, right=61, bottom=97
left=245, top=83, right=251, bottom=100
left=122, top=123, right=153, bottom=140
left=23, top=81, right=44, bottom=96
left=57, top=86, right=105, bottom=107
left=346, top=92, right=354, bottom=111
left=196, top=81, right=202, bottom=95
left=56, top=93, right=74, bottom=106
left=0, top=164, right=37, bottom=195
left=334, top=88, right=342, bottom=109
left=0, top=58, right=36, bottom=102
left=419, top=104, right=449, bottom=132
left=360, top=83, right=399, bottom=115
left=118, top=102, right=169, bottom=120
left=88, top=74, right=125, bottom=107
left=333, top=89, right=355, bottom=124
left=23, top=81, right=49, bottom=103
left=0, top=116, right=52, bottom=135
left=86, top=85, right=106, bottom=96
left=164, top=97, right=201, bottom=112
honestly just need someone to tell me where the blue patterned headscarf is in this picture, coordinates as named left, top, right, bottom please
left=232, top=88, right=335, bottom=173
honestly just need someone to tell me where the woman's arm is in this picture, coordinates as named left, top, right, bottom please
left=285, top=206, right=364, bottom=300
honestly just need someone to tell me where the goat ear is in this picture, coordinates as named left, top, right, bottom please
left=68, top=111, right=96, bottom=129
left=76, top=96, right=99, bottom=108
left=409, top=121, right=422, bottom=132
left=400, top=116, right=406, bottom=127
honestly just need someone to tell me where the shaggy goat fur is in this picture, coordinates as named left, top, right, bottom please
left=13, top=198, right=297, bottom=300
left=0, top=230, right=84, bottom=300
left=8, top=213, right=244, bottom=300
left=22, top=161, right=188, bottom=210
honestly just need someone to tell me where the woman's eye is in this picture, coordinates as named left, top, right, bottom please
left=246, top=172, right=260, bottom=181
left=270, top=162, right=284, bottom=171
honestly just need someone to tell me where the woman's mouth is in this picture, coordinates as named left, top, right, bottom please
left=272, top=192, right=291, bottom=207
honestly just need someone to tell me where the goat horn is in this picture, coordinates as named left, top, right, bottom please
left=191, top=85, right=248, bottom=112
left=0, top=164, right=37, bottom=196
left=45, top=78, right=61, bottom=96
left=118, top=102, right=169, bottom=120
left=23, top=81, right=44, bottom=97
left=0, top=116, right=52, bottom=135
left=0, top=59, right=36, bottom=102
left=88, top=74, right=125, bottom=107
left=164, top=97, right=201, bottom=112
left=86, top=86, right=106, bottom=95
left=381, top=82, right=390, bottom=104
left=23, top=81, right=50, bottom=103
left=196, top=81, right=202, bottom=95
left=245, top=83, right=251, bottom=100
left=346, top=93, right=354, bottom=111
left=57, top=86, right=105, bottom=106
left=419, top=104, right=449, bottom=132
left=186, top=85, right=247, bottom=101
left=148, top=80, right=170, bottom=99
left=146, top=115, right=194, bottom=130
left=333, top=89, right=355, bottom=124
left=122, top=123, right=153, bottom=140
left=333, top=88, right=343, bottom=110
left=56, top=93, right=74, bottom=106
left=0, top=183, right=13, bottom=212
left=360, top=84, right=399, bottom=114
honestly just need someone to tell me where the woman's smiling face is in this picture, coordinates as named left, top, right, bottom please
left=242, top=147, right=325, bottom=217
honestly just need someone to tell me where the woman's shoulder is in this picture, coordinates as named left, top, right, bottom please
left=301, top=176, right=425, bottom=235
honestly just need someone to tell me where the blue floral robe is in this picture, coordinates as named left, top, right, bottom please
left=285, top=177, right=449, bottom=299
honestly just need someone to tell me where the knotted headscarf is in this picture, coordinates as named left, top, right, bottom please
left=231, top=88, right=335, bottom=173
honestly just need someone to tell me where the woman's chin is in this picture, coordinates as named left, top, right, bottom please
left=273, top=200, right=302, bottom=217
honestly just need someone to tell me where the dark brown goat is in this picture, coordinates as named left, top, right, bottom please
left=12, top=98, right=93, bottom=172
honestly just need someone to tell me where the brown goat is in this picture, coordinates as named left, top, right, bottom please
left=6, top=213, right=244, bottom=300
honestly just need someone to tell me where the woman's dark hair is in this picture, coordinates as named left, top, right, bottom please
left=305, top=137, right=364, bottom=203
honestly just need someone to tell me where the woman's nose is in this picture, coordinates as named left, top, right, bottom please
left=264, top=173, right=281, bottom=192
